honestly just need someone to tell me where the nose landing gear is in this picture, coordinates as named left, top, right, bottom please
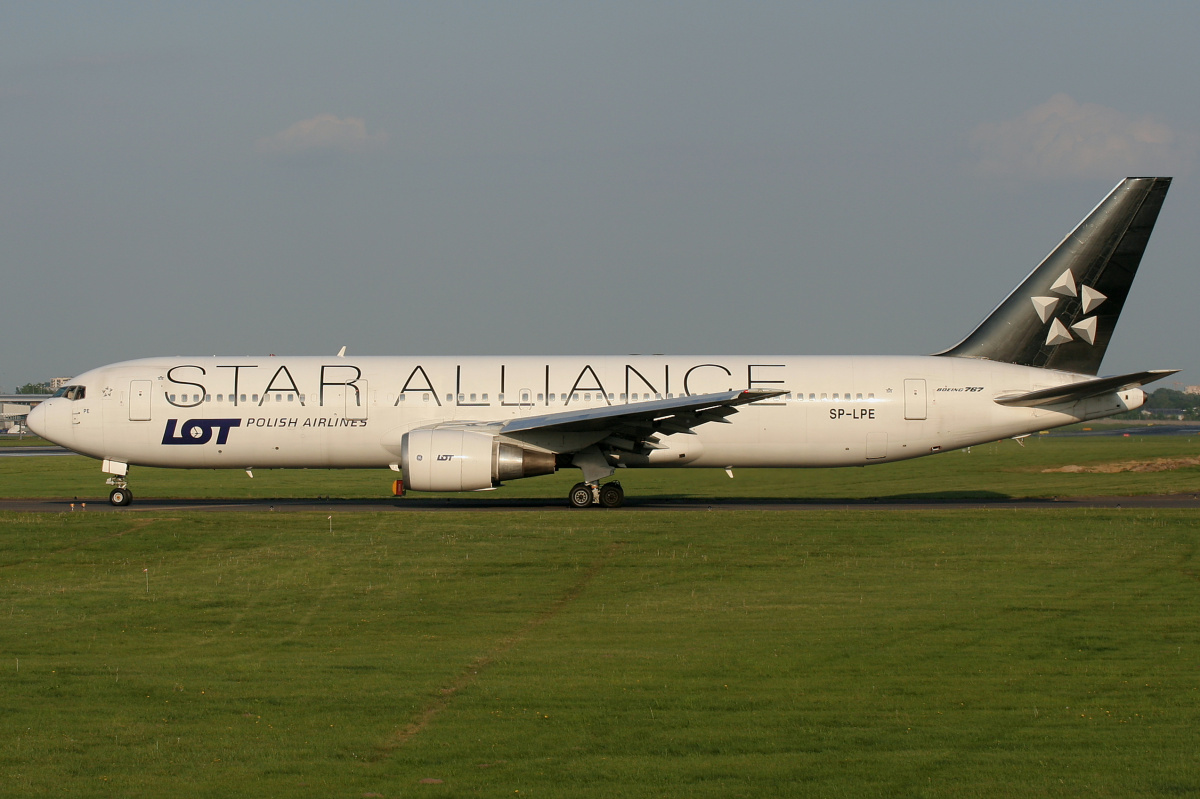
left=568, top=481, right=624, bottom=509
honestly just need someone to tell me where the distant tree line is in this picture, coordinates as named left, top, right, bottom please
left=15, top=383, right=50, bottom=394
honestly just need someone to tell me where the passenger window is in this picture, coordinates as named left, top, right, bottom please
left=537, top=393, right=544, bottom=402
left=572, top=393, right=579, bottom=401
left=821, top=393, right=828, bottom=400
left=809, top=393, right=815, bottom=400
left=470, top=393, right=477, bottom=402
left=239, top=394, right=247, bottom=403
left=205, top=394, right=211, bottom=402
left=620, top=393, right=627, bottom=401
left=168, top=394, right=176, bottom=402
left=276, top=394, right=282, bottom=402
left=446, top=394, right=453, bottom=402
left=521, top=392, right=530, bottom=403
left=252, top=394, right=259, bottom=402
left=549, top=394, right=556, bottom=402
left=422, top=393, right=429, bottom=402
left=288, top=394, right=294, bottom=402
left=868, top=393, right=875, bottom=399
left=584, top=393, right=591, bottom=401
left=856, top=393, right=863, bottom=400
left=217, top=394, right=223, bottom=402
left=482, top=394, right=488, bottom=401
left=458, top=394, right=465, bottom=403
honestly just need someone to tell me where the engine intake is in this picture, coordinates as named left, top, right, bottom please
left=400, top=429, right=556, bottom=491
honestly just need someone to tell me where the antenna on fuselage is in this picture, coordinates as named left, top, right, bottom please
left=337, top=346, right=347, bottom=358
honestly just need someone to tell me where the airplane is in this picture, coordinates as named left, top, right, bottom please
left=28, top=177, right=1176, bottom=508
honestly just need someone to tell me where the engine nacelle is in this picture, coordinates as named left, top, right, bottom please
left=400, top=429, right=557, bottom=492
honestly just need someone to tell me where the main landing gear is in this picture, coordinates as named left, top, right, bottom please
left=568, top=481, right=625, bottom=509
left=107, top=477, right=133, bottom=506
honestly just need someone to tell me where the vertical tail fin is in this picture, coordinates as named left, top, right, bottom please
left=938, top=177, right=1171, bottom=375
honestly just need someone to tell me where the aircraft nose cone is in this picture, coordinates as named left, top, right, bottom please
left=25, top=401, right=48, bottom=438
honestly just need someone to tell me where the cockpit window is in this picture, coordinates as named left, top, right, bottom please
left=56, top=385, right=86, bottom=401
left=51, top=386, right=68, bottom=398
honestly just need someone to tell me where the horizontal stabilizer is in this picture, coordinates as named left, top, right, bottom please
left=994, top=369, right=1178, bottom=408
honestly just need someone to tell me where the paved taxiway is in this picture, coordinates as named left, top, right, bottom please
left=0, top=446, right=73, bottom=457
left=4, top=494, right=1200, bottom=513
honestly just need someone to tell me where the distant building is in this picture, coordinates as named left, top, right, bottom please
left=49, top=377, right=73, bottom=390
left=1, top=400, right=36, bottom=432
left=1186, top=385, right=1200, bottom=395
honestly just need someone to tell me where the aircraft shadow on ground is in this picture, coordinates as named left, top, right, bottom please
left=629, top=490, right=1017, bottom=505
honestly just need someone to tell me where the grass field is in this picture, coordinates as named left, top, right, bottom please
left=0, top=437, right=49, bottom=448
left=4, top=431, right=1200, bottom=503
left=2, top=508, right=1198, bottom=797
left=3, top=435, right=1200, bottom=796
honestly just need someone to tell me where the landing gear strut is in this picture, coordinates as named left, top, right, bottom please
left=106, top=477, right=133, bottom=507
left=568, top=481, right=624, bottom=509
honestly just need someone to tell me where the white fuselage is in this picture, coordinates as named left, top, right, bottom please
left=32, top=354, right=1143, bottom=473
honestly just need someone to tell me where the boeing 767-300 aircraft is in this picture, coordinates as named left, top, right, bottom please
left=28, top=177, right=1176, bottom=507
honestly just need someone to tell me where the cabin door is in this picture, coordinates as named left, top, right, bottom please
left=129, top=381, right=152, bottom=421
left=903, top=379, right=927, bottom=420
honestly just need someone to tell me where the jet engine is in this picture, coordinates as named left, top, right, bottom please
left=400, top=429, right=557, bottom=491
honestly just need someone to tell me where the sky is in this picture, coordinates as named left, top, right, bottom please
left=3, top=2, right=1199, bottom=388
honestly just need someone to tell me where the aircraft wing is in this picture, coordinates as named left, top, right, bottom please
left=495, top=388, right=785, bottom=480
left=410, top=388, right=784, bottom=483
left=994, top=369, right=1178, bottom=408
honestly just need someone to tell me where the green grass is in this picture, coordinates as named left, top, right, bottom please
left=2, top=509, right=1199, bottom=796
left=0, top=436, right=51, bottom=447
left=5, top=432, right=1200, bottom=501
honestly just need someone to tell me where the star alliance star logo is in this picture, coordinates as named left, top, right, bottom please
left=1031, top=269, right=1105, bottom=347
